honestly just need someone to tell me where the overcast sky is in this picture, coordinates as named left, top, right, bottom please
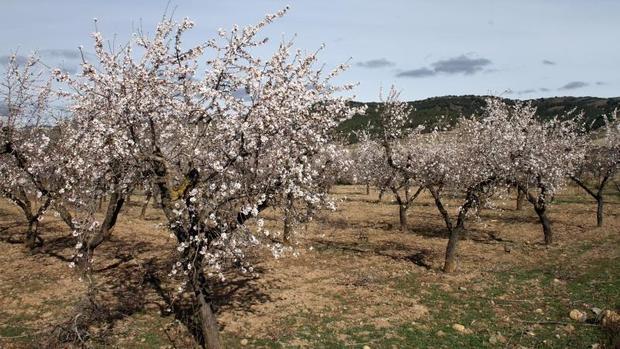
left=1, top=0, right=618, bottom=101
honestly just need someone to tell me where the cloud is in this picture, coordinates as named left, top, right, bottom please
left=396, top=54, right=492, bottom=78
left=542, top=59, right=556, bottom=65
left=517, top=89, right=536, bottom=95
left=396, top=67, right=435, bottom=78
left=595, top=81, right=606, bottom=86
left=40, top=49, right=81, bottom=60
left=356, top=58, right=395, bottom=69
left=431, top=55, right=492, bottom=75
left=0, top=54, right=29, bottom=66
left=559, top=81, right=588, bottom=90
left=539, top=87, right=550, bottom=92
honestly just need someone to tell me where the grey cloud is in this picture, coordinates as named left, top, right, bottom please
left=542, top=59, right=556, bottom=65
left=517, top=89, right=536, bottom=95
left=396, top=67, right=435, bottom=78
left=596, top=81, right=606, bottom=86
left=431, top=55, right=491, bottom=75
left=559, top=81, right=588, bottom=90
left=40, top=49, right=81, bottom=60
left=356, top=58, right=395, bottom=69
left=0, top=54, right=28, bottom=65
left=397, top=54, right=492, bottom=78
left=540, top=87, right=550, bottom=92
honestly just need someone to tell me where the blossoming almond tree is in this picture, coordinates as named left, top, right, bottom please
left=374, top=88, right=424, bottom=231
left=571, top=111, right=619, bottom=227
left=0, top=54, right=67, bottom=249
left=485, top=99, right=586, bottom=245
left=408, top=122, right=498, bottom=273
left=58, top=9, right=361, bottom=348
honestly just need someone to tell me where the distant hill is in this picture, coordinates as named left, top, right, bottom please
left=338, top=96, right=620, bottom=143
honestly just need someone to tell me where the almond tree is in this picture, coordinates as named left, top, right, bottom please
left=279, top=143, right=351, bottom=242
left=571, top=111, right=619, bottom=227
left=351, top=133, right=386, bottom=198
left=410, top=121, right=498, bottom=273
left=59, top=9, right=361, bottom=348
left=481, top=99, right=586, bottom=245
left=374, top=88, right=424, bottom=231
left=0, top=54, right=66, bottom=249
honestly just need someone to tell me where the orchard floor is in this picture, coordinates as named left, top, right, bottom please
left=0, top=185, right=619, bottom=349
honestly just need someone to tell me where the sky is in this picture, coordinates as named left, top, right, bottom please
left=1, top=0, right=618, bottom=102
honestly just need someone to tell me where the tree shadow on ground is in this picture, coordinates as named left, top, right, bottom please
left=309, top=237, right=437, bottom=270
left=49, top=247, right=272, bottom=348
left=143, top=256, right=272, bottom=347
left=0, top=222, right=25, bottom=243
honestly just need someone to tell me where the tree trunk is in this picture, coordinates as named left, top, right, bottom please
left=398, top=204, right=408, bottom=231
left=428, top=187, right=457, bottom=272
left=443, top=227, right=460, bottom=273
left=23, top=196, right=52, bottom=250
left=189, top=256, right=222, bottom=349
left=152, top=184, right=162, bottom=208
left=196, top=289, right=222, bottom=349
left=140, top=191, right=152, bottom=219
left=392, top=189, right=408, bottom=231
left=283, top=211, right=292, bottom=243
left=534, top=205, right=553, bottom=245
left=78, top=192, right=125, bottom=267
left=596, top=195, right=603, bottom=227
left=25, top=219, right=40, bottom=250
left=283, top=192, right=294, bottom=243
left=55, top=203, right=75, bottom=231
left=366, top=183, right=370, bottom=195
left=516, top=188, right=525, bottom=210
left=571, top=175, right=609, bottom=227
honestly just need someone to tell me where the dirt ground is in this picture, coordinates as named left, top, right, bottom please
left=0, top=185, right=618, bottom=348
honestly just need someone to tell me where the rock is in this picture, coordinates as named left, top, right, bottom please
left=504, top=245, right=511, bottom=253
left=459, top=286, right=467, bottom=291
left=563, top=324, right=575, bottom=333
left=363, top=346, right=371, bottom=349
left=552, top=278, right=562, bottom=284
left=591, top=307, right=602, bottom=316
left=436, top=330, right=446, bottom=337
left=601, top=310, right=620, bottom=332
left=440, top=284, right=452, bottom=292
left=240, top=338, right=249, bottom=346
left=535, top=308, right=544, bottom=315
left=452, top=324, right=466, bottom=333
left=569, top=309, right=587, bottom=322
left=489, top=332, right=507, bottom=344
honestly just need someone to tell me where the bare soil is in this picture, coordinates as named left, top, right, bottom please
left=0, top=185, right=618, bottom=348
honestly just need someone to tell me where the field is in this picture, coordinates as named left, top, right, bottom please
left=0, top=185, right=619, bottom=348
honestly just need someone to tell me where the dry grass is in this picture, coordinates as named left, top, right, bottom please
left=0, top=184, right=618, bottom=348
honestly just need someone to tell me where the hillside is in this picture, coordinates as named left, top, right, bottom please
left=338, top=96, right=620, bottom=142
